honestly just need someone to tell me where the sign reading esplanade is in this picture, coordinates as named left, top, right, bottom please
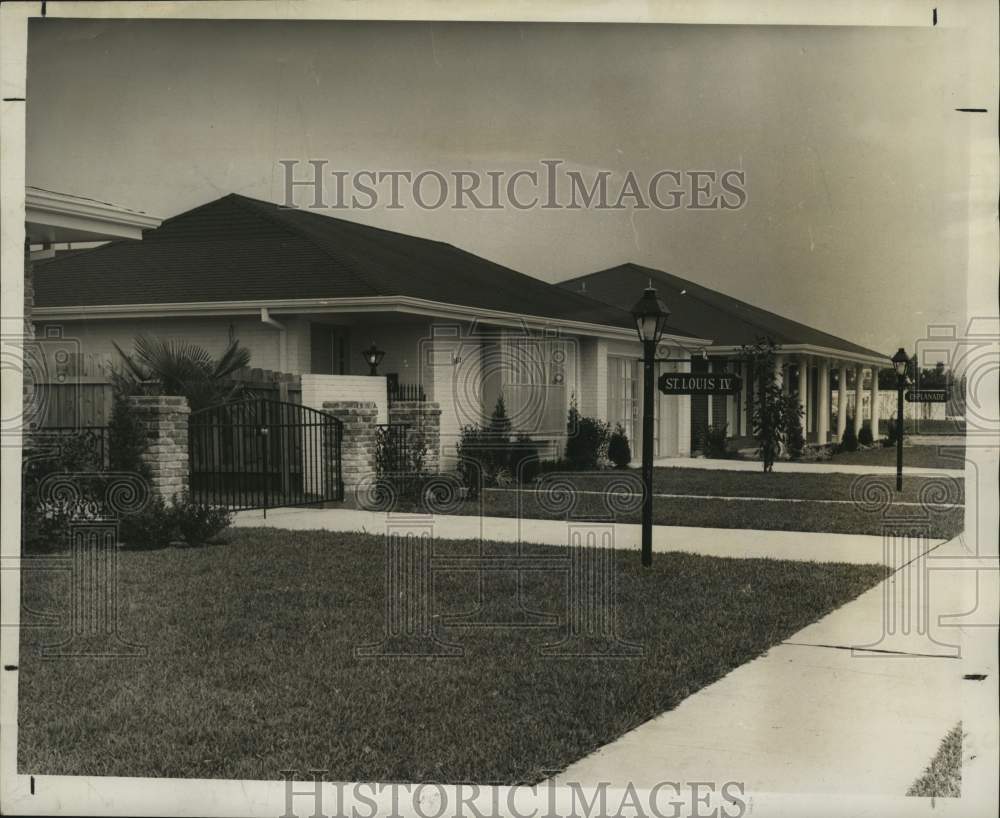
left=658, top=372, right=743, bottom=396
left=904, top=388, right=950, bottom=403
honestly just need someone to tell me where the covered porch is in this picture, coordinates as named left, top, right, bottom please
left=713, top=348, right=891, bottom=446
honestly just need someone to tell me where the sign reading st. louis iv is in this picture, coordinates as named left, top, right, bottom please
left=658, top=372, right=743, bottom=396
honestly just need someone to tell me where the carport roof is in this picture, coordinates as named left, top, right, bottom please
left=34, top=193, right=695, bottom=337
left=560, top=263, right=888, bottom=362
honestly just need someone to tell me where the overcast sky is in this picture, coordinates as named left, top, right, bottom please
left=26, top=19, right=971, bottom=354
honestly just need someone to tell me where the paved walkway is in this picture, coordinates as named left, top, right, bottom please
left=233, top=507, right=945, bottom=565
left=551, top=534, right=999, bottom=796
left=652, top=456, right=964, bottom=478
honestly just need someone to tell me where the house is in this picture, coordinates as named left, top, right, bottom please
left=559, top=263, right=890, bottom=449
left=31, top=194, right=709, bottom=465
left=19, top=187, right=161, bottom=435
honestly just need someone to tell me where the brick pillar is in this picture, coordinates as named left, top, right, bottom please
left=387, top=400, right=442, bottom=474
left=128, top=395, right=190, bottom=504
left=323, top=400, right=377, bottom=502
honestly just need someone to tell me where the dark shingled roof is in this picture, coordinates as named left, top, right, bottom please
left=34, top=193, right=668, bottom=334
left=559, top=263, right=887, bottom=361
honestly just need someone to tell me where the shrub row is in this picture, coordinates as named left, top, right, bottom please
left=23, top=484, right=232, bottom=553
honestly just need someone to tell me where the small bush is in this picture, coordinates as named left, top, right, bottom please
left=701, top=424, right=731, bottom=459
left=118, top=496, right=176, bottom=550
left=565, top=402, right=609, bottom=470
left=455, top=425, right=540, bottom=493
left=107, top=389, right=150, bottom=478
left=172, top=494, right=232, bottom=546
left=885, top=417, right=901, bottom=447
left=840, top=422, right=859, bottom=453
left=21, top=433, right=106, bottom=553
left=507, top=435, right=541, bottom=483
left=607, top=424, right=632, bottom=468
left=858, top=422, right=874, bottom=447
left=455, top=424, right=494, bottom=497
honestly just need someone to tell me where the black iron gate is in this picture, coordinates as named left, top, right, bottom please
left=189, top=399, right=343, bottom=510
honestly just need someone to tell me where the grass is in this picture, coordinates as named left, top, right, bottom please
left=907, top=722, right=963, bottom=797
left=398, top=468, right=965, bottom=539
left=19, top=528, right=886, bottom=783
left=902, top=419, right=965, bottom=436
left=827, top=444, right=965, bottom=470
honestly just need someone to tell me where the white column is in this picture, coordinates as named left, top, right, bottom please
left=774, top=354, right=785, bottom=392
left=817, top=359, right=830, bottom=443
left=797, top=356, right=809, bottom=432
left=677, top=358, right=691, bottom=455
left=740, top=362, right=748, bottom=436
left=837, top=364, right=848, bottom=439
left=853, top=365, right=864, bottom=435
left=706, top=360, right=714, bottom=428
left=870, top=364, right=880, bottom=439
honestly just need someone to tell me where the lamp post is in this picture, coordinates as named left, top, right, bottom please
left=630, top=286, right=671, bottom=567
left=891, top=347, right=909, bottom=491
left=362, top=342, right=385, bottom=376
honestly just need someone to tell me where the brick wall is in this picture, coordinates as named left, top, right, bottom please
left=127, top=395, right=190, bottom=503
left=302, top=374, right=388, bottom=423
left=323, top=400, right=377, bottom=504
left=388, top=400, right=442, bottom=474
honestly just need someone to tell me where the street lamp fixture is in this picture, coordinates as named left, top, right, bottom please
left=891, top=347, right=909, bottom=491
left=363, top=342, right=385, bottom=376
left=630, top=286, right=670, bottom=567
left=631, top=286, right=671, bottom=347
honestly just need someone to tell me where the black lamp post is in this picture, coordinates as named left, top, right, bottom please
left=891, top=347, right=909, bottom=491
left=630, top=286, right=671, bottom=567
left=362, top=342, right=385, bottom=376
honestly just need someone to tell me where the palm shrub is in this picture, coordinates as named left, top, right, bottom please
left=607, top=423, right=632, bottom=468
left=112, top=335, right=252, bottom=412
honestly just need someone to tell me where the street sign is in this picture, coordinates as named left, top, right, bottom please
left=904, top=389, right=949, bottom=403
left=658, top=372, right=743, bottom=395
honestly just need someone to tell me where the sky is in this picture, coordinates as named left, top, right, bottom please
left=25, top=19, right=972, bottom=354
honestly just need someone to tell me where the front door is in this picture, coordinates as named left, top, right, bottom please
left=310, top=324, right=349, bottom=374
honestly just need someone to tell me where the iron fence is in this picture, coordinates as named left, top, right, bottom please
left=26, top=425, right=111, bottom=470
left=189, top=399, right=343, bottom=510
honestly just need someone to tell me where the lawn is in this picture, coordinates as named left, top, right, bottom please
left=827, top=444, right=966, bottom=470
left=397, top=468, right=965, bottom=539
left=907, top=722, right=963, bottom=797
left=19, top=528, right=886, bottom=783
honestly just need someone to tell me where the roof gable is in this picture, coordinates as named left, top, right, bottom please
left=33, top=193, right=656, bottom=333
left=560, top=262, right=887, bottom=360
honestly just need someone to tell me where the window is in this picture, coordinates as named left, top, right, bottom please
left=608, top=356, right=638, bottom=442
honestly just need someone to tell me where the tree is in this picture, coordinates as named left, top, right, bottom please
left=741, top=337, right=788, bottom=472
left=782, top=393, right=805, bottom=459
left=112, top=335, right=252, bottom=411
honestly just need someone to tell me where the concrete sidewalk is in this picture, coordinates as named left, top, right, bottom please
left=652, top=456, right=964, bottom=478
left=232, top=507, right=944, bottom=565
left=552, top=535, right=998, bottom=796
